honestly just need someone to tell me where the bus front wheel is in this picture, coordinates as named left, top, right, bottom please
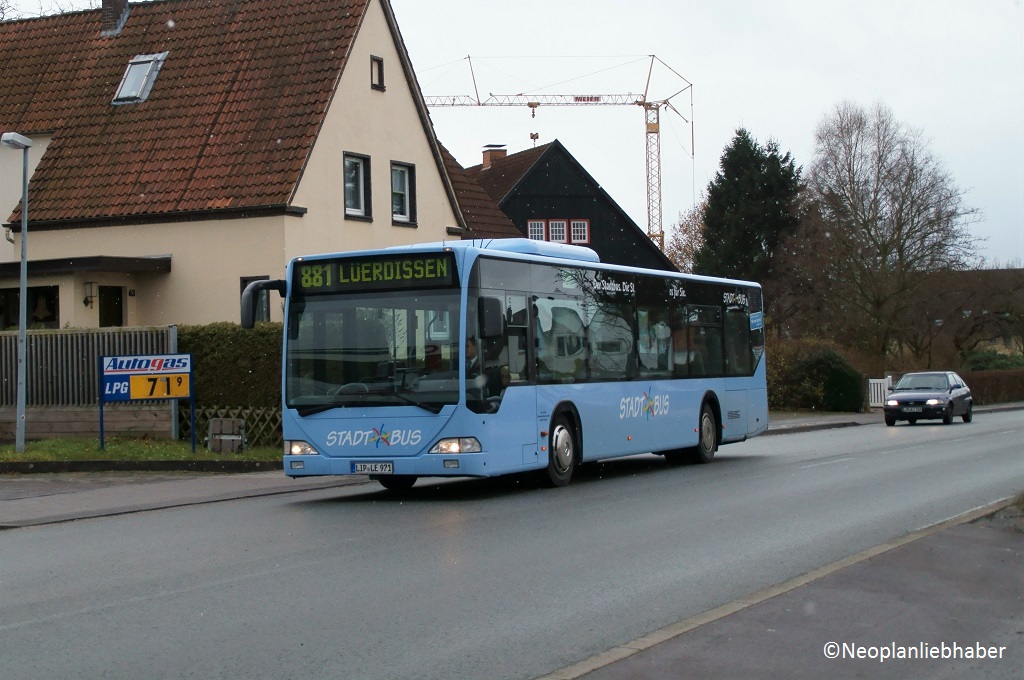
left=376, top=475, right=417, bottom=491
left=541, top=415, right=576, bottom=487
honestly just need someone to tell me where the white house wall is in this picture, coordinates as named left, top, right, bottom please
left=13, top=215, right=287, bottom=326
left=288, top=0, right=457, bottom=261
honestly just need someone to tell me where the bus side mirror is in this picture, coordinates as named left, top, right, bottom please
left=241, top=279, right=286, bottom=328
left=479, top=296, right=504, bottom=339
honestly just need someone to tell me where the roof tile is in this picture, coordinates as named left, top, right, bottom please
left=0, top=0, right=370, bottom=224
left=438, top=143, right=520, bottom=239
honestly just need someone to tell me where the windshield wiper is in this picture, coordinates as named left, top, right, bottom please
left=383, top=388, right=443, bottom=414
left=295, top=402, right=346, bottom=416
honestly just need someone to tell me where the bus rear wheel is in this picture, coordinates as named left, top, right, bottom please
left=376, top=475, right=417, bottom=491
left=692, top=403, right=718, bottom=463
left=540, top=415, right=576, bottom=487
left=664, top=403, right=718, bottom=465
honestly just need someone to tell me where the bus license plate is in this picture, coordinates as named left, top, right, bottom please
left=352, top=462, right=393, bottom=474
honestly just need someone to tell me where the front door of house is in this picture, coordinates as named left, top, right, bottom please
left=99, top=285, right=124, bottom=327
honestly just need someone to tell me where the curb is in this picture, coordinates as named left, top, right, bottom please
left=0, top=472, right=369, bottom=530
left=0, top=459, right=283, bottom=474
left=763, top=421, right=863, bottom=436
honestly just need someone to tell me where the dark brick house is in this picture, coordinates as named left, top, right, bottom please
left=464, top=140, right=677, bottom=271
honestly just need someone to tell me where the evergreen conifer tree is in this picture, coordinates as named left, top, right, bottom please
left=692, top=129, right=801, bottom=284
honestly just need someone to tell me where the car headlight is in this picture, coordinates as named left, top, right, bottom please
left=429, top=437, right=482, bottom=454
left=886, top=399, right=899, bottom=407
left=925, top=399, right=943, bottom=406
left=286, top=440, right=319, bottom=456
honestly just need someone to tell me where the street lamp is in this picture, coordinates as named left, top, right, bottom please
left=3, top=131, right=31, bottom=453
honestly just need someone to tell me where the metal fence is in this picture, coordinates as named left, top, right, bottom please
left=0, top=327, right=175, bottom=407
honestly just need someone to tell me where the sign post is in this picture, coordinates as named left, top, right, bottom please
left=99, top=354, right=196, bottom=452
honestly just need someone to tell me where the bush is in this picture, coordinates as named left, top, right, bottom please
left=768, top=338, right=865, bottom=412
left=178, top=322, right=282, bottom=407
left=964, top=350, right=1024, bottom=371
left=959, top=369, right=1024, bottom=405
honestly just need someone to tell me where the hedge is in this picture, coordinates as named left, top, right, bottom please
left=177, top=322, right=282, bottom=408
left=768, top=338, right=865, bottom=412
left=958, top=369, right=1024, bottom=405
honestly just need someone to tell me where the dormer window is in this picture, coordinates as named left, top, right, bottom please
left=113, top=51, right=168, bottom=104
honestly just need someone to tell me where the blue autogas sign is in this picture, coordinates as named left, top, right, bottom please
left=101, top=354, right=193, bottom=402
left=99, top=353, right=196, bottom=450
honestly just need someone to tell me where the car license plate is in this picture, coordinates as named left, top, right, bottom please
left=352, top=462, right=393, bottom=474
left=902, top=406, right=922, bottom=413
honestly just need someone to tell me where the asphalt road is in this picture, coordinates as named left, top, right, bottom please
left=0, top=412, right=1021, bottom=680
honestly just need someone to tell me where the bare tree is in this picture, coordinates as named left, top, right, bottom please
left=0, top=0, right=18, bottom=20
left=665, top=198, right=706, bottom=273
left=3, top=1, right=99, bottom=19
left=802, top=101, right=981, bottom=369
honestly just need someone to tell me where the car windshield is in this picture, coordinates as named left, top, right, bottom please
left=285, top=289, right=462, bottom=413
left=894, top=374, right=947, bottom=391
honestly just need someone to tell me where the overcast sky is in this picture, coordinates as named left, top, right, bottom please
left=392, top=0, right=1024, bottom=265
left=11, top=0, right=1024, bottom=265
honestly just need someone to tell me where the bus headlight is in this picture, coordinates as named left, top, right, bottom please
left=429, top=437, right=482, bottom=454
left=286, top=440, right=318, bottom=456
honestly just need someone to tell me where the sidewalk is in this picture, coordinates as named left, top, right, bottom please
left=1, top=404, right=1022, bottom=680
left=554, top=499, right=1024, bottom=680
left=0, top=471, right=362, bottom=529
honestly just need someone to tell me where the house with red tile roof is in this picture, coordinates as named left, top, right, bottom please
left=0, top=0, right=507, bottom=329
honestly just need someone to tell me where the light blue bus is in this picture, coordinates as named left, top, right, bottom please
left=242, top=239, right=767, bottom=490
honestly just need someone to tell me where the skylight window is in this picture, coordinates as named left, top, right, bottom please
left=112, top=52, right=168, bottom=104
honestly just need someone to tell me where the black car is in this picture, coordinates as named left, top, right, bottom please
left=883, top=371, right=973, bottom=426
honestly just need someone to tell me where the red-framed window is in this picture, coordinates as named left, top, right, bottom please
left=528, top=219, right=546, bottom=240
left=548, top=220, right=568, bottom=243
left=570, top=219, right=590, bottom=244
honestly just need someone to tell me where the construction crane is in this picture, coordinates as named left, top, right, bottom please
left=423, top=55, right=693, bottom=251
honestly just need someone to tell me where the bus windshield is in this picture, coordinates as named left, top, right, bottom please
left=285, top=289, right=461, bottom=414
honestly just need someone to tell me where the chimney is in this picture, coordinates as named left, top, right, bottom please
left=482, top=144, right=507, bottom=169
left=101, top=0, right=130, bottom=36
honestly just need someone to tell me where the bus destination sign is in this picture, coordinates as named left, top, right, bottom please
left=294, top=253, right=457, bottom=294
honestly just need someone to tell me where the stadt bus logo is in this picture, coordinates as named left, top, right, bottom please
left=619, top=388, right=670, bottom=420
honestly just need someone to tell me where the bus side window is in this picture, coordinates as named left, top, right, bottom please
left=635, top=277, right=672, bottom=377
left=534, top=303, right=549, bottom=381
left=588, top=307, right=632, bottom=380
left=687, top=326, right=708, bottom=376
left=700, top=326, right=723, bottom=375
left=636, top=313, right=670, bottom=377
left=670, top=307, right=697, bottom=378
left=686, top=305, right=723, bottom=376
left=725, top=309, right=752, bottom=376
left=534, top=298, right=587, bottom=382
left=551, top=305, right=586, bottom=381
left=505, top=294, right=529, bottom=383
